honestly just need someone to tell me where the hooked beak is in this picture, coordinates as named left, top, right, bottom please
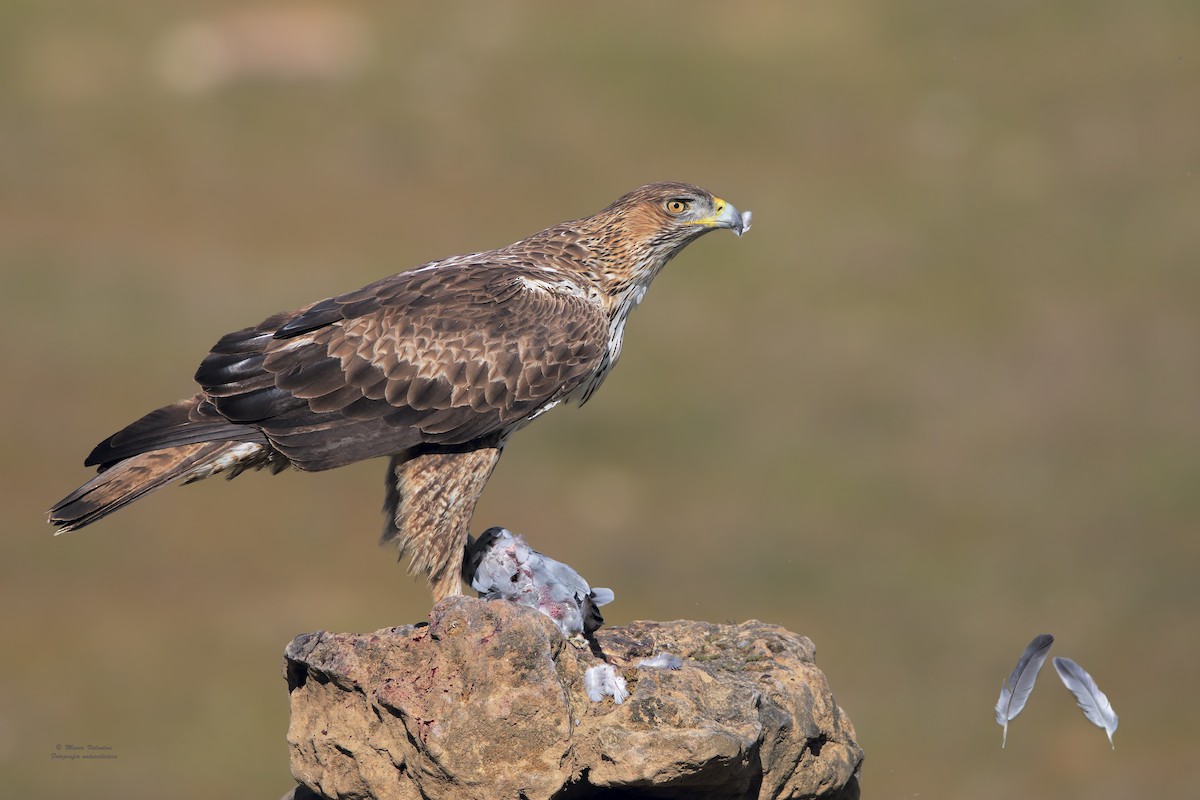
left=707, top=197, right=753, bottom=237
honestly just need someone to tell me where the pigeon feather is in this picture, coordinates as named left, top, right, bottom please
left=637, top=653, right=683, bottom=670
left=1053, top=656, right=1118, bottom=749
left=995, top=633, right=1055, bottom=747
left=583, top=664, right=629, bottom=704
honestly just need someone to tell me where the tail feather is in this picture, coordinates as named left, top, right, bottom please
left=84, top=395, right=259, bottom=469
left=51, top=394, right=282, bottom=532
left=49, top=440, right=278, bottom=533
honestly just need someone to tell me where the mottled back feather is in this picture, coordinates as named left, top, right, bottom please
left=193, top=260, right=607, bottom=470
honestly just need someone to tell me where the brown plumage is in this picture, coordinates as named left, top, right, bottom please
left=48, top=182, right=750, bottom=600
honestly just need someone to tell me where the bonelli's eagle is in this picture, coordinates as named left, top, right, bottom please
left=49, top=182, right=750, bottom=599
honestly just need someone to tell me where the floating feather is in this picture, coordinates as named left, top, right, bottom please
left=1053, top=657, right=1118, bottom=749
left=995, top=633, right=1055, bottom=747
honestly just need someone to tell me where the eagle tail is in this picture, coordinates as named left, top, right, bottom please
left=49, top=396, right=281, bottom=532
left=49, top=440, right=281, bottom=532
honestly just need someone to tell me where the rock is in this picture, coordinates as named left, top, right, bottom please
left=283, top=596, right=862, bottom=800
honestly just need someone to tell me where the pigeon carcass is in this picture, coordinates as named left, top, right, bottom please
left=462, top=526, right=614, bottom=639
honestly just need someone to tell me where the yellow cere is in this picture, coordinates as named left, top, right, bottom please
left=688, top=197, right=726, bottom=226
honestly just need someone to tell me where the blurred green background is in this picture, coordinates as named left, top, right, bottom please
left=3, top=2, right=1197, bottom=797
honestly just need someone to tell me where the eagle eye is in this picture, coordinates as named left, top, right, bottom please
left=665, top=198, right=691, bottom=215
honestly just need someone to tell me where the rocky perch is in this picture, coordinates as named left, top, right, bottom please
left=282, top=596, right=862, bottom=800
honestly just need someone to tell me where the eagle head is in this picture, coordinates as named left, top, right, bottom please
left=605, top=180, right=750, bottom=241
left=572, top=181, right=751, bottom=297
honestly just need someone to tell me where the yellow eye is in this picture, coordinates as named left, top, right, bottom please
left=665, top=199, right=690, bottom=215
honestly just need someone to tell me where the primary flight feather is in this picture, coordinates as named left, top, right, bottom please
left=1053, top=656, right=1118, bottom=749
left=995, top=633, right=1055, bottom=748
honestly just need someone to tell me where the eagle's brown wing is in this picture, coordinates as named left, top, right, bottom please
left=192, top=261, right=608, bottom=471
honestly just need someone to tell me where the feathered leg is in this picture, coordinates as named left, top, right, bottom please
left=382, top=442, right=503, bottom=601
